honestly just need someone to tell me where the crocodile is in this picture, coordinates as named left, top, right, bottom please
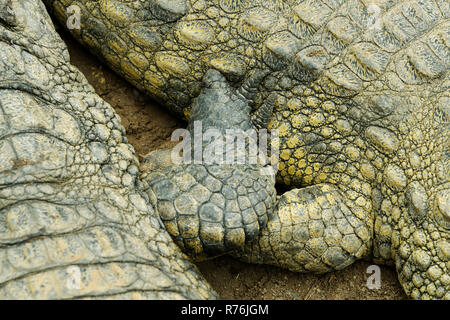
left=0, top=0, right=216, bottom=299
left=42, top=0, right=449, bottom=299
left=0, top=0, right=448, bottom=300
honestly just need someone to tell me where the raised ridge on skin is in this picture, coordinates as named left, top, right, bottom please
left=237, top=7, right=278, bottom=42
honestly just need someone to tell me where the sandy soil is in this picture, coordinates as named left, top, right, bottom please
left=58, top=28, right=407, bottom=300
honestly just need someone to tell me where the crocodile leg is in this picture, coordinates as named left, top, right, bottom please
left=233, top=184, right=372, bottom=273
left=0, top=0, right=216, bottom=299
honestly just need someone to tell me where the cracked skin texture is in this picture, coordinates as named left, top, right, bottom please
left=0, top=0, right=447, bottom=299
left=0, top=0, right=216, bottom=299
left=43, top=0, right=450, bottom=299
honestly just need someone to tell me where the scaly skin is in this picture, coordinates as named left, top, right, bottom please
left=141, top=69, right=278, bottom=259
left=0, top=0, right=216, bottom=299
left=44, top=0, right=449, bottom=299
left=3, top=0, right=449, bottom=299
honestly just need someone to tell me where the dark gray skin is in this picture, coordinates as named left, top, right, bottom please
left=0, top=0, right=274, bottom=299
left=141, top=69, right=278, bottom=258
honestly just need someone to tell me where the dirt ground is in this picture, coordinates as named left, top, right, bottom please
left=58, top=28, right=407, bottom=300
